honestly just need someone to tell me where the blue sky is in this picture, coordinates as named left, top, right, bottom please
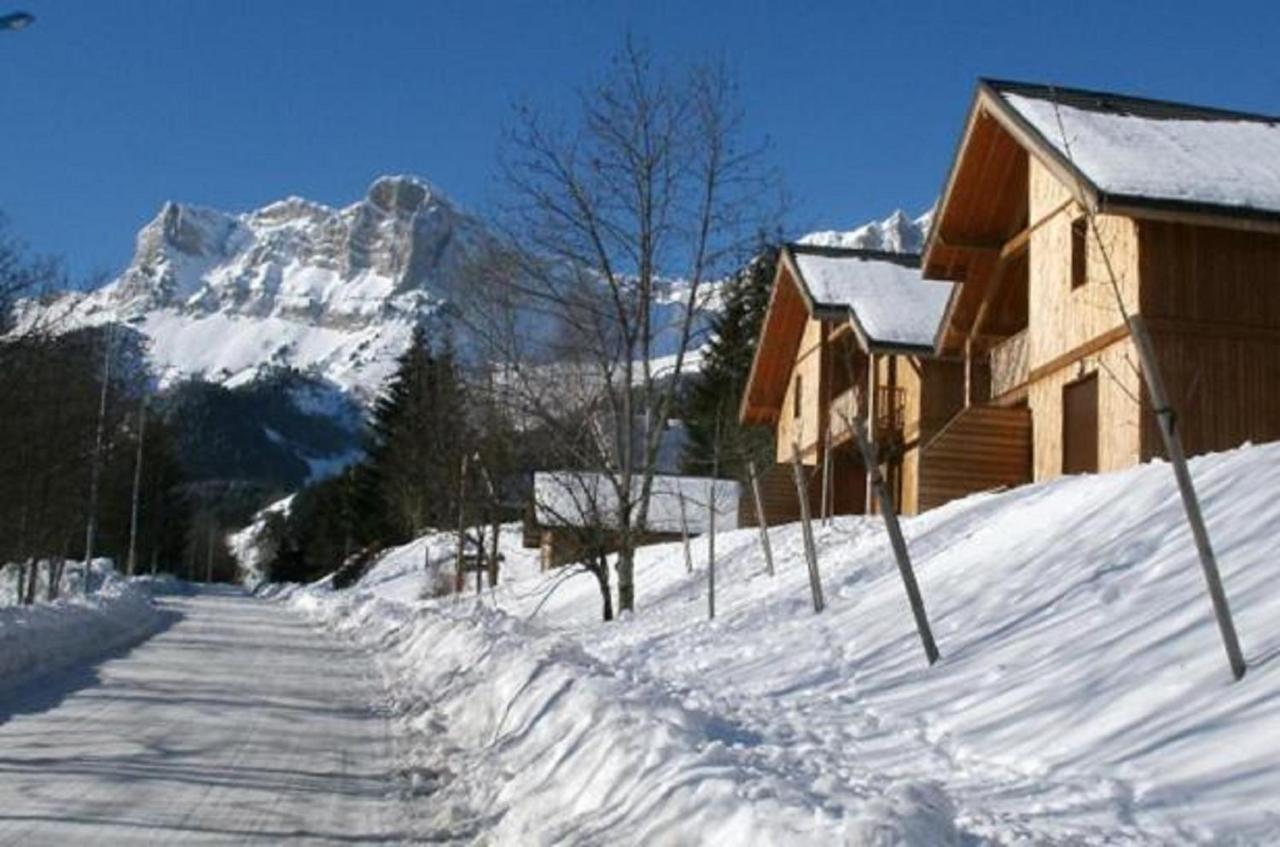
left=1, top=0, right=1278, bottom=281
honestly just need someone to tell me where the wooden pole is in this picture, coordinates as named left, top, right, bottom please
left=454, top=454, right=469, bottom=595
left=821, top=432, right=833, bottom=526
left=844, top=410, right=940, bottom=665
left=1129, top=315, right=1246, bottom=680
left=477, top=462, right=501, bottom=588
left=126, top=396, right=147, bottom=577
left=678, top=489, right=694, bottom=574
left=707, top=482, right=716, bottom=620
left=708, top=409, right=723, bottom=620
left=789, top=443, right=825, bottom=613
left=1047, top=96, right=1245, bottom=682
left=747, top=461, right=775, bottom=577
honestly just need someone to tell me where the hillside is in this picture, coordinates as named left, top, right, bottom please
left=287, top=442, right=1280, bottom=844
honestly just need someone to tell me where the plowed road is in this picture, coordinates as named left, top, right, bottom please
left=0, top=587, right=402, bottom=844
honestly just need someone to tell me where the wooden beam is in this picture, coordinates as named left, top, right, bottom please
left=1000, top=197, right=1073, bottom=261
left=1026, top=322, right=1130, bottom=384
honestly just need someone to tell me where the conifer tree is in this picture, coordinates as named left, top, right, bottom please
left=365, top=326, right=471, bottom=542
left=681, top=243, right=778, bottom=479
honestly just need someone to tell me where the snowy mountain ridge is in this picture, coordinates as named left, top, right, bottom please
left=33, top=176, right=928, bottom=403
left=799, top=208, right=933, bottom=254
left=42, top=175, right=488, bottom=399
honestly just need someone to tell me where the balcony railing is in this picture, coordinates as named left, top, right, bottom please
left=828, top=385, right=907, bottom=446
left=989, top=328, right=1029, bottom=399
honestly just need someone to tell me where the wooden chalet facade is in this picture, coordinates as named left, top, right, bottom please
left=922, top=79, right=1280, bottom=488
left=739, top=245, right=961, bottom=518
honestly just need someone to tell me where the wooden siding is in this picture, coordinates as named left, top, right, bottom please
left=1026, top=336, right=1143, bottom=479
left=905, top=358, right=966, bottom=515
left=1027, top=158, right=1139, bottom=370
left=1135, top=219, right=1280, bottom=461
left=918, top=405, right=1032, bottom=510
left=775, top=317, right=826, bottom=465
left=1144, top=328, right=1280, bottom=462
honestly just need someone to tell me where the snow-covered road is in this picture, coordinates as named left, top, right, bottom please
left=0, top=586, right=402, bottom=845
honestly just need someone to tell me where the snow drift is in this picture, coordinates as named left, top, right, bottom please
left=289, top=440, right=1280, bottom=844
left=0, top=563, right=170, bottom=689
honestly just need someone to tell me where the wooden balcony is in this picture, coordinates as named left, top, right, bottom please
left=989, top=328, right=1029, bottom=400
left=828, top=385, right=907, bottom=447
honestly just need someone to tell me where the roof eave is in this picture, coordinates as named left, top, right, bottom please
left=1099, top=192, right=1280, bottom=235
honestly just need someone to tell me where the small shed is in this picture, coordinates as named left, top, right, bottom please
left=532, top=471, right=740, bottom=569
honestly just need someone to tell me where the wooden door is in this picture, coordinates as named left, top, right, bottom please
left=1062, top=373, right=1099, bottom=475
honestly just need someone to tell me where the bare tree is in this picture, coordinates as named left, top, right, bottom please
left=465, top=40, right=777, bottom=615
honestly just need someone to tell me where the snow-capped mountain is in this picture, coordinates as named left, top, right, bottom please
left=48, top=175, right=487, bottom=400
left=799, top=208, right=933, bottom=254
left=23, top=183, right=929, bottom=491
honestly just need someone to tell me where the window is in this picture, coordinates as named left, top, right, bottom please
left=793, top=374, right=803, bottom=419
left=1071, top=217, right=1088, bottom=289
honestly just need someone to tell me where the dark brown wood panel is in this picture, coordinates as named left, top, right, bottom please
left=1062, top=374, right=1099, bottom=475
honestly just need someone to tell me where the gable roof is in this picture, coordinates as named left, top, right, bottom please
left=958, top=79, right=1280, bottom=235
left=739, top=245, right=955, bottom=425
left=787, top=245, right=955, bottom=352
left=923, top=79, right=1280, bottom=352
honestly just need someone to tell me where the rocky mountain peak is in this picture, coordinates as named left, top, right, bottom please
left=798, top=208, right=933, bottom=254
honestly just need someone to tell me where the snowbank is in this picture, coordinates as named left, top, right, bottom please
left=287, top=442, right=1280, bottom=844
left=0, top=563, right=169, bottom=689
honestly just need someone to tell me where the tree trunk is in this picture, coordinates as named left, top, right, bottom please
left=593, top=553, right=614, bottom=622
left=615, top=543, right=635, bottom=614
left=24, top=556, right=39, bottom=605
left=126, top=397, right=146, bottom=577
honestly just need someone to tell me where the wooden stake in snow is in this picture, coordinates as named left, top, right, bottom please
left=821, top=433, right=833, bottom=527
left=454, top=454, right=470, bottom=595
left=1047, top=93, right=1246, bottom=682
left=1129, top=315, right=1246, bottom=680
left=477, top=461, right=501, bottom=588
left=747, top=460, right=775, bottom=577
left=707, top=482, right=716, bottom=620
left=678, top=489, right=694, bottom=574
left=841, top=407, right=940, bottom=666
left=790, top=442, right=825, bottom=613
left=707, top=410, right=723, bottom=620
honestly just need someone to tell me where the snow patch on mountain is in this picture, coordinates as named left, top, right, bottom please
left=799, top=208, right=933, bottom=254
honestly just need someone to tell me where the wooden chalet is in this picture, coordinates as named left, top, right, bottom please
left=923, top=79, right=1280, bottom=489
left=739, top=245, right=962, bottom=519
left=531, top=471, right=740, bottom=569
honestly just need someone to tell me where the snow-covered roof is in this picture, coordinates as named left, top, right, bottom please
left=534, top=471, right=739, bottom=535
left=788, top=247, right=955, bottom=351
left=993, top=80, right=1280, bottom=219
